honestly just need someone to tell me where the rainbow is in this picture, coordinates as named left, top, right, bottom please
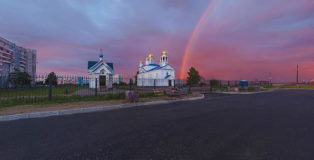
left=179, top=0, right=217, bottom=79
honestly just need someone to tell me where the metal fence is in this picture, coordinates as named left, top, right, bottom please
left=0, top=75, right=188, bottom=107
left=0, top=74, right=272, bottom=107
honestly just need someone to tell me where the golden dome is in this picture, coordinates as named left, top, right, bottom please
left=140, top=60, right=143, bottom=63
left=161, top=50, right=168, bottom=55
left=146, top=57, right=149, bottom=61
left=148, top=53, right=154, bottom=58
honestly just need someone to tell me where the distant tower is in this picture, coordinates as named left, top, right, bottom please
left=139, top=60, right=143, bottom=68
left=148, top=53, right=154, bottom=64
left=145, top=57, right=149, bottom=65
left=99, top=48, right=104, bottom=61
left=160, top=51, right=168, bottom=66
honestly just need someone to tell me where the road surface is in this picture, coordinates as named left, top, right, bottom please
left=1, top=90, right=314, bottom=160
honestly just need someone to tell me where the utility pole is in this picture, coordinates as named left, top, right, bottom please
left=296, top=64, right=299, bottom=84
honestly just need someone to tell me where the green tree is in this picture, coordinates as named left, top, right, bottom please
left=45, top=72, right=58, bottom=85
left=187, top=67, right=201, bottom=87
left=8, top=71, right=31, bottom=86
left=134, top=71, right=139, bottom=85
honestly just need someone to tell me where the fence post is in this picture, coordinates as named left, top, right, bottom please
left=95, top=78, right=98, bottom=96
left=48, top=76, right=52, bottom=101
left=154, top=79, right=156, bottom=89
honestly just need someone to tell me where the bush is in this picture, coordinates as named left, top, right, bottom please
left=8, top=71, right=31, bottom=86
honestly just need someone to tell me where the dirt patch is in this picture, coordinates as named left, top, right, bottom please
left=0, top=94, right=202, bottom=116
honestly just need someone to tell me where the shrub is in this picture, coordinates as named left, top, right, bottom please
left=8, top=71, right=31, bottom=86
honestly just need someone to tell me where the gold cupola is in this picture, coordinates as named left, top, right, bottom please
left=161, top=50, right=168, bottom=55
left=148, top=53, right=154, bottom=58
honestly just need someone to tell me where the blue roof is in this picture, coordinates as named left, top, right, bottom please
left=148, top=64, right=160, bottom=66
left=147, top=64, right=168, bottom=72
left=107, top=62, right=113, bottom=71
left=88, top=61, right=98, bottom=69
left=99, top=53, right=103, bottom=57
left=165, top=75, right=171, bottom=79
left=88, top=61, right=114, bottom=71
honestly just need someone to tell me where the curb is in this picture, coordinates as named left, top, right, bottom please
left=279, top=88, right=314, bottom=90
left=221, top=89, right=276, bottom=95
left=0, top=95, right=204, bottom=122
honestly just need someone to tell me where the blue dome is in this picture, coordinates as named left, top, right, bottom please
left=99, top=53, right=103, bottom=58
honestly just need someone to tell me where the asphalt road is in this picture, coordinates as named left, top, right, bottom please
left=1, top=89, right=314, bottom=160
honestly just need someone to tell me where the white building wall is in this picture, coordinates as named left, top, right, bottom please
left=89, top=74, right=97, bottom=89
left=137, top=69, right=175, bottom=87
left=113, top=74, right=123, bottom=84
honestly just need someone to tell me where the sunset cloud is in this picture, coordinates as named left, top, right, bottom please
left=0, top=0, right=313, bottom=82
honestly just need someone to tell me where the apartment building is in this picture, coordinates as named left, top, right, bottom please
left=0, top=36, right=37, bottom=82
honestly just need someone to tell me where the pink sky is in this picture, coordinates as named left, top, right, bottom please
left=0, top=0, right=313, bottom=82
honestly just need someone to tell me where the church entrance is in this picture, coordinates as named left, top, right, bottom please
left=168, top=80, right=172, bottom=87
left=99, top=75, right=107, bottom=92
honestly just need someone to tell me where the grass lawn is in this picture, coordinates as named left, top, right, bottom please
left=280, top=85, right=314, bottom=89
left=0, top=85, right=89, bottom=98
left=0, top=91, right=162, bottom=107
left=0, top=92, right=126, bottom=107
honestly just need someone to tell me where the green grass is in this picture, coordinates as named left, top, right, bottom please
left=139, top=92, right=156, bottom=98
left=0, top=92, right=126, bottom=108
left=0, top=85, right=88, bottom=98
left=280, top=85, right=314, bottom=89
left=0, top=91, right=162, bottom=108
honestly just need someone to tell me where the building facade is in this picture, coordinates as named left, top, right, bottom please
left=88, top=51, right=114, bottom=91
left=0, top=36, right=37, bottom=83
left=137, top=51, right=176, bottom=87
left=113, top=74, right=123, bottom=84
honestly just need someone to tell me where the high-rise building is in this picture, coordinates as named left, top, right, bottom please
left=0, top=36, right=37, bottom=84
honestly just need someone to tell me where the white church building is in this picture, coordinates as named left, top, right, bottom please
left=137, top=51, right=176, bottom=87
left=88, top=50, right=114, bottom=91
